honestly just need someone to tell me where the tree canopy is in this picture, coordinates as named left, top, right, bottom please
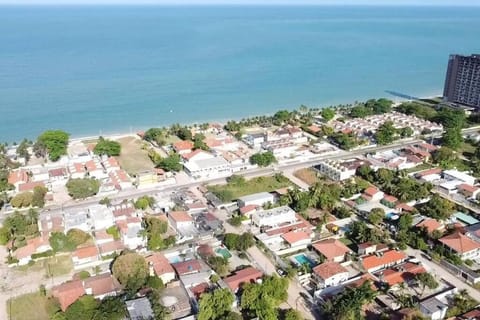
left=223, top=232, right=255, bottom=251
left=66, top=178, right=100, bottom=199
left=374, top=121, right=397, bottom=145
left=112, top=252, right=149, bottom=294
left=250, top=151, right=277, bottom=167
left=143, top=128, right=168, bottom=146
left=321, top=108, right=335, bottom=121
left=417, top=194, right=455, bottom=220
left=35, top=130, right=69, bottom=161
left=93, top=137, right=121, bottom=156
left=198, top=288, right=235, bottom=320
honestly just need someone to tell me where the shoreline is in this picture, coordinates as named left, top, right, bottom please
left=68, top=93, right=443, bottom=144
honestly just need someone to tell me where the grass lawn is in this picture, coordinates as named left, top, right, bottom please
left=8, top=292, right=59, bottom=320
left=405, top=163, right=434, bottom=174
left=459, top=141, right=477, bottom=158
left=208, top=174, right=292, bottom=202
left=116, top=136, right=154, bottom=175
left=15, top=255, right=73, bottom=277
left=293, top=168, right=319, bottom=186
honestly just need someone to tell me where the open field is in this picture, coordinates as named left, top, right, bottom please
left=15, top=255, right=73, bottom=277
left=116, top=136, right=154, bottom=175
left=208, top=174, right=292, bottom=202
left=7, top=292, right=58, bottom=320
left=293, top=168, right=319, bottom=186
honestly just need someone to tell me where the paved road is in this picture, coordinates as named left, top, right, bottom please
left=405, top=247, right=480, bottom=302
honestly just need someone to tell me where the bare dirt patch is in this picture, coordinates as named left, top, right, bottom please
left=116, top=136, right=154, bottom=175
left=293, top=168, right=319, bottom=186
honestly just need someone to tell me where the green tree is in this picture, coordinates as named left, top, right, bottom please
left=157, top=153, right=182, bottom=172
left=176, top=127, right=193, bottom=141
left=321, top=108, right=335, bottom=121
left=49, top=232, right=76, bottom=252
left=134, top=196, right=155, bottom=210
left=399, top=127, right=414, bottom=138
left=432, top=147, right=458, bottom=168
left=273, top=110, right=291, bottom=123
left=375, top=121, right=397, bottom=145
left=93, top=137, right=121, bottom=156
left=16, top=139, right=31, bottom=163
left=32, top=185, right=48, bottom=208
left=66, top=229, right=91, bottom=247
left=64, top=295, right=98, bottom=320
left=35, top=130, right=69, bottom=161
left=284, top=309, right=303, bottom=320
left=368, top=208, right=385, bottom=226
left=415, top=272, right=438, bottom=294
left=144, top=128, right=167, bottom=146
left=241, top=276, right=288, bottom=320
left=112, top=252, right=149, bottom=294
left=10, top=192, right=33, bottom=208
left=208, top=256, right=229, bottom=276
left=198, top=288, right=235, bottom=320
left=442, top=127, right=463, bottom=150
left=418, top=195, right=455, bottom=220
left=95, top=296, right=126, bottom=320
left=66, top=178, right=100, bottom=199
left=250, top=151, right=277, bottom=167
left=193, top=133, right=209, bottom=150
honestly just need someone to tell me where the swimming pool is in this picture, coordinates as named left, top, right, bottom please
left=215, top=247, right=232, bottom=259
left=293, top=254, right=316, bottom=268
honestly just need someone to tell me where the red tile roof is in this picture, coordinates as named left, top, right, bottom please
left=415, top=218, right=443, bottom=234
left=307, top=125, right=321, bottom=133
left=379, top=262, right=426, bottom=286
left=415, top=167, right=442, bottom=177
left=73, top=245, right=99, bottom=260
left=8, top=169, right=29, bottom=185
left=361, top=250, right=407, bottom=271
left=48, top=167, right=67, bottom=178
left=224, top=267, right=263, bottom=292
left=52, top=280, right=85, bottom=311
left=172, top=259, right=202, bottom=275
left=439, top=232, right=480, bottom=254
left=312, top=239, right=351, bottom=261
left=395, top=203, right=415, bottom=212
left=98, top=241, right=125, bottom=255
left=181, top=149, right=204, bottom=161
left=383, top=195, right=398, bottom=203
left=458, top=183, right=479, bottom=193
left=281, top=231, right=311, bottom=245
left=240, top=204, right=258, bottom=215
left=364, top=186, right=380, bottom=197
left=173, top=140, right=194, bottom=152
left=83, top=273, right=118, bottom=296
left=146, top=253, right=175, bottom=277
left=313, top=262, right=348, bottom=280
left=418, top=143, right=438, bottom=152
left=169, top=211, right=193, bottom=222
left=18, top=181, right=45, bottom=192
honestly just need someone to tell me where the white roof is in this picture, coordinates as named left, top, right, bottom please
left=440, top=180, right=463, bottom=190
left=444, top=170, right=476, bottom=183
left=238, top=192, right=274, bottom=203
left=184, top=156, right=229, bottom=171
left=256, top=206, right=295, bottom=218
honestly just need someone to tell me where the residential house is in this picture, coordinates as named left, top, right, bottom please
left=173, top=140, right=194, bottom=155
left=363, top=187, right=384, bottom=202
left=415, top=219, right=445, bottom=235
left=243, top=133, right=266, bottom=148
left=313, top=158, right=368, bottom=181
left=72, top=245, right=99, bottom=269
left=117, top=217, right=146, bottom=250
left=443, top=170, right=477, bottom=186
left=109, top=170, right=132, bottom=190
left=18, top=181, right=46, bottom=193
left=381, top=195, right=398, bottom=208
left=98, top=240, right=125, bottom=257
left=251, top=206, right=297, bottom=228
left=135, top=170, right=158, bottom=188
left=281, top=231, right=312, bottom=249
left=64, top=209, right=91, bottom=232
left=375, top=262, right=426, bottom=287
left=89, top=204, right=115, bottom=231
left=237, top=192, right=275, bottom=208
left=52, top=280, right=86, bottom=311
left=102, top=157, right=120, bottom=173
left=458, top=184, right=480, bottom=199
left=182, top=150, right=232, bottom=180
left=83, top=273, right=119, bottom=299
left=14, top=236, right=52, bottom=265
left=172, top=259, right=202, bottom=276
left=8, top=169, right=29, bottom=191
left=419, top=297, right=448, bottom=320
left=240, top=205, right=259, bottom=218
left=168, top=211, right=194, bottom=231
left=361, top=249, right=407, bottom=273
left=146, top=253, right=176, bottom=284
left=126, top=297, right=155, bottom=320
left=224, top=267, right=263, bottom=293
left=69, top=162, right=87, bottom=179
left=439, top=232, right=480, bottom=260
left=466, top=223, right=480, bottom=243
left=357, top=242, right=378, bottom=256
left=38, top=214, right=64, bottom=237
left=312, top=262, right=349, bottom=288
left=312, top=239, right=352, bottom=263
left=48, top=167, right=68, bottom=182
left=85, top=159, right=107, bottom=179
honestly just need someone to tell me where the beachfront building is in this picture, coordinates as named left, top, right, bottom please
left=444, top=54, right=480, bottom=109
left=182, top=150, right=232, bottom=180
left=251, top=206, right=297, bottom=228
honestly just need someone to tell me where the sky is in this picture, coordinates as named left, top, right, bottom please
left=1, top=0, right=479, bottom=5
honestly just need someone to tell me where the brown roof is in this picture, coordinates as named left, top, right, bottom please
left=312, top=239, right=351, bottom=260
left=379, top=262, right=426, bottom=286
left=181, top=149, right=204, bottom=161
left=18, top=181, right=45, bottom=192
left=48, top=167, right=67, bottom=178
left=313, top=262, right=348, bottom=280
left=169, top=211, right=193, bottom=222
left=173, top=140, right=194, bottom=152
left=361, top=250, right=407, bottom=271
left=415, top=167, right=442, bottom=177
left=383, top=194, right=398, bottom=203
left=111, top=203, right=135, bottom=217
left=146, top=253, right=175, bottom=277
left=439, top=232, right=480, bottom=254
left=83, top=273, right=118, bottom=296
left=224, top=267, right=263, bottom=292
left=98, top=241, right=125, bottom=255
left=240, top=204, right=258, bottom=215
left=52, top=280, right=85, bottom=311
left=364, top=186, right=380, bottom=197
left=8, top=169, right=29, bottom=185
left=395, top=203, right=415, bottom=212
left=73, top=245, right=99, bottom=260
left=415, top=218, right=443, bottom=234
left=172, top=259, right=202, bottom=275
left=458, top=183, right=479, bottom=193
left=281, top=231, right=311, bottom=245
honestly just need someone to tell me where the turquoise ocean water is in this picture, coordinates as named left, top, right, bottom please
left=1, top=5, right=480, bottom=142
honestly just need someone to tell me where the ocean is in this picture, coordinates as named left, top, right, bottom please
left=1, top=5, right=480, bottom=142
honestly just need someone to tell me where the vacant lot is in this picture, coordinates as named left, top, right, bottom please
left=16, top=255, right=73, bottom=277
left=293, top=168, right=319, bottom=186
left=8, top=292, right=59, bottom=320
left=116, top=136, right=154, bottom=175
left=208, top=174, right=292, bottom=202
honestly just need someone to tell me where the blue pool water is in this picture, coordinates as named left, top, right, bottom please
left=294, top=254, right=316, bottom=268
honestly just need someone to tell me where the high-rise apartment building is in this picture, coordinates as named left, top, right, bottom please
left=443, top=54, right=480, bottom=109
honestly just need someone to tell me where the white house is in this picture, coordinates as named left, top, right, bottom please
left=251, top=206, right=297, bottom=228
left=419, top=288, right=457, bottom=320
left=89, top=205, right=115, bottom=231
left=168, top=211, right=194, bottom=230
left=101, top=156, right=121, bottom=173
left=108, top=170, right=132, bottom=190
left=69, top=162, right=87, bottom=179
left=312, top=262, right=349, bottom=288
left=243, top=133, right=266, bottom=148
left=64, top=210, right=91, bottom=232
left=443, top=169, right=476, bottom=186
left=183, top=150, right=232, bottom=180
left=83, top=273, right=119, bottom=300
left=314, top=158, right=368, bottom=181
left=72, top=245, right=99, bottom=269
left=237, top=192, right=275, bottom=208
left=117, top=217, right=146, bottom=250
left=85, top=159, right=107, bottom=179
left=439, top=232, right=480, bottom=261
left=281, top=231, right=312, bottom=249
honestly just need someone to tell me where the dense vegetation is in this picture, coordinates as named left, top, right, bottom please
left=250, top=151, right=277, bottom=167
left=223, top=232, right=255, bottom=251
left=49, top=229, right=91, bottom=253
left=66, top=178, right=100, bottom=199
left=112, top=252, right=150, bottom=294
left=349, top=98, right=393, bottom=118
left=149, top=150, right=183, bottom=172
left=10, top=185, right=47, bottom=208
left=143, top=216, right=176, bottom=250
left=198, top=288, right=235, bottom=320
left=93, top=137, right=121, bottom=156
left=0, top=209, right=38, bottom=248
left=34, top=130, right=69, bottom=161
left=280, top=181, right=341, bottom=213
